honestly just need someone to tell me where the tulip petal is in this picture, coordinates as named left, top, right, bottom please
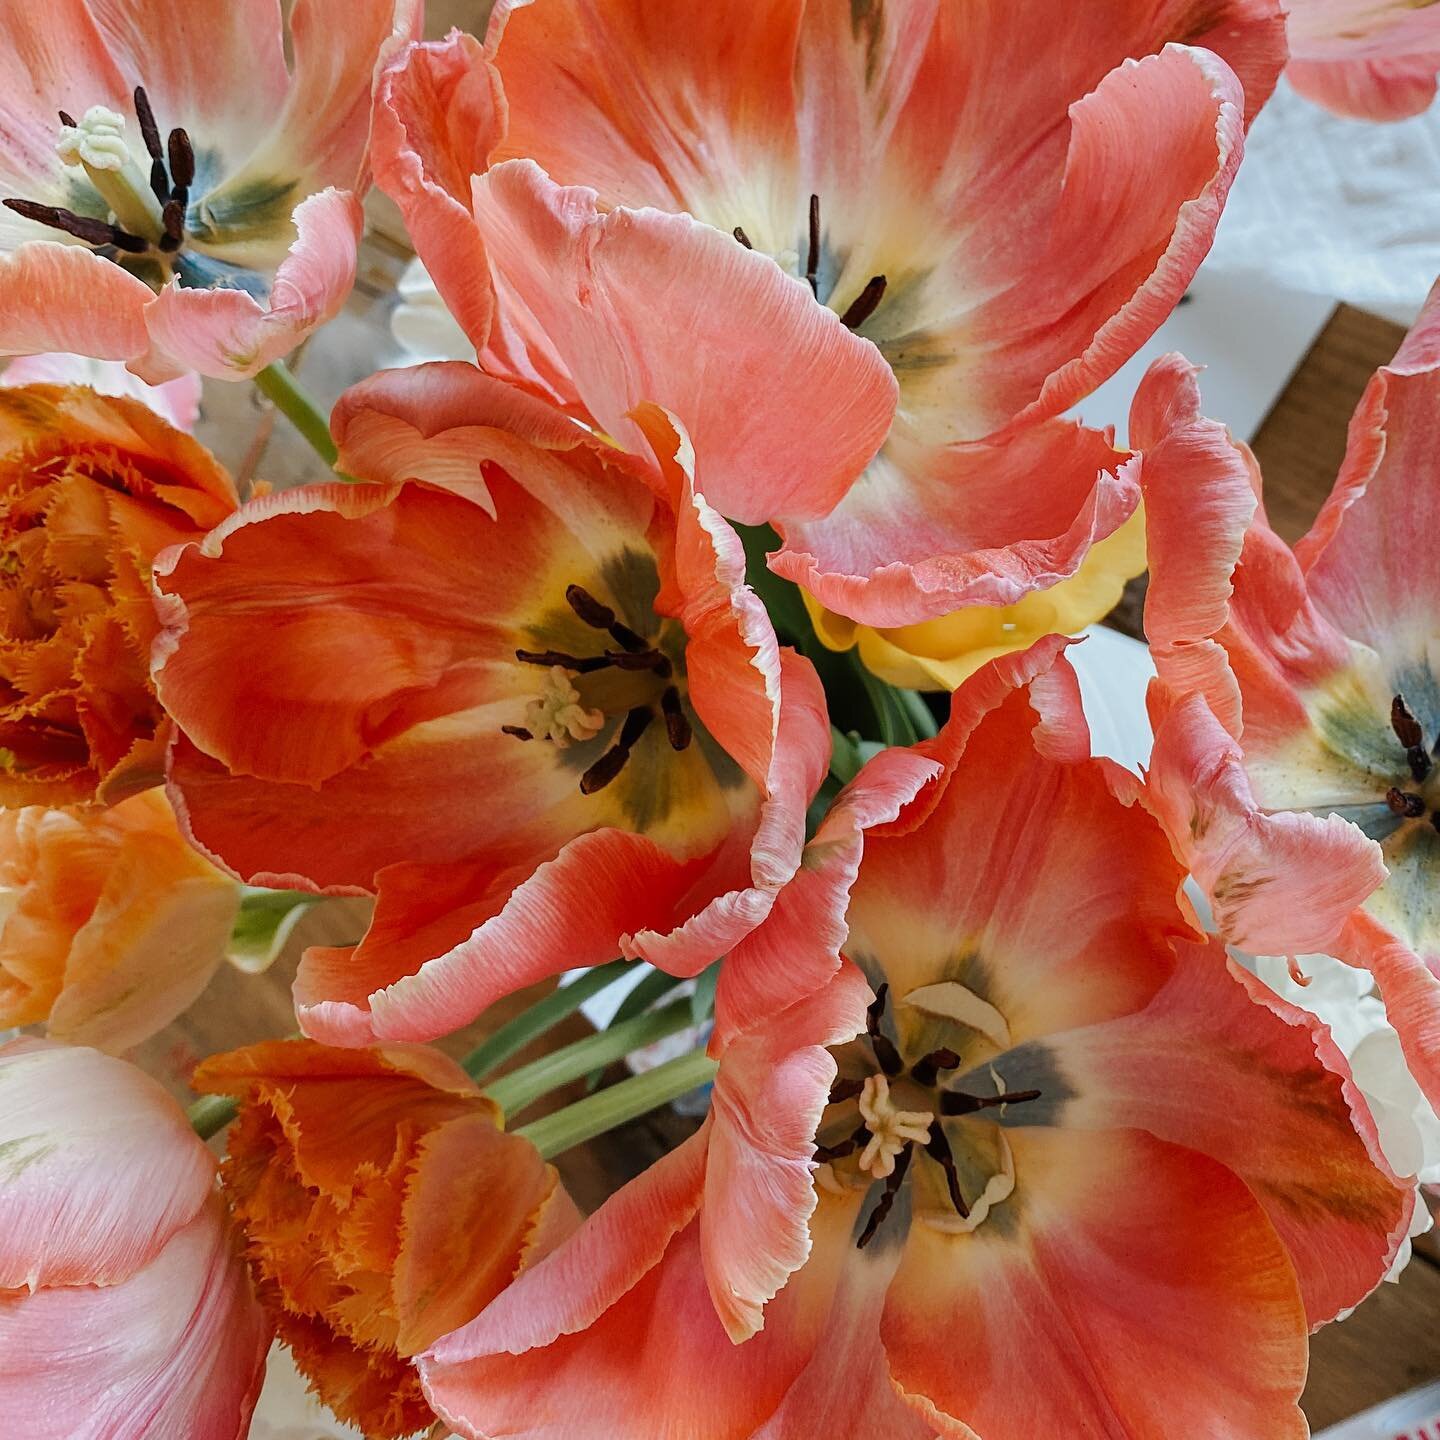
left=1287, top=54, right=1440, bottom=121
left=0, top=244, right=155, bottom=366
left=768, top=420, right=1140, bottom=628
left=1285, top=0, right=1440, bottom=120
left=881, top=1127, right=1309, bottom=1440
left=0, top=1038, right=215, bottom=1289
left=0, top=1197, right=269, bottom=1440
left=140, top=187, right=363, bottom=380
left=1047, top=942, right=1413, bottom=1327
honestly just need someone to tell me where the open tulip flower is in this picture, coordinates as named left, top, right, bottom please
left=1285, top=0, right=1440, bottom=121
left=153, top=362, right=830, bottom=1044
left=0, top=1038, right=269, bottom=1439
left=193, top=1039, right=577, bottom=1440
left=415, top=638, right=1413, bottom=1440
left=0, top=0, right=421, bottom=381
left=372, top=0, right=1287, bottom=630
left=1136, top=287, right=1440, bottom=1121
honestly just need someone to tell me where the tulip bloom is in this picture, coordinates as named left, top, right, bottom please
left=0, top=381, right=237, bottom=804
left=0, top=1037, right=269, bottom=1439
left=419, top=640, right=1411, bottom=1440
left=1136, top=288, right=1440, bottom=1122
left=0, top=788, right=240, bottom=1051
left=1286, top=0, right=1440, bottom=120
left=1, top=351, right=201, bottom=430
left=0, top=0, right=420, bottom=381
left=153, top=363, right=830, bottom=1044
left=193, top=1039, right=577, bottom=1440
left=374, top=1, right=1286, bottom=628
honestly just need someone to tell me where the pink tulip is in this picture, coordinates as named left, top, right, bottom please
left=1286, top=0, right=1440, bottom=120
left=1135, top=282, right=1440, bottom=1122
left=372, top=1, right=1288, bottom=627
left=0, top=1037, right=269, bottom=1439
left=417, top=639, right=1412, bottom=1440
left=0, top=0, right=421, bottom=381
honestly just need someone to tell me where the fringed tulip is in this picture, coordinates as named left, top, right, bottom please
left=0, top=0, right=421, bottom=380
left=1135, top=286, right=1440, bottom=1122
left=0, top=382, right=236, bottom=805
left=1286, top=0, right=1440, bottom=120
left=421, top=640, right=1412, bottom=1440
left=0, top=1037, right=269, bottom=1440
left=373, top=2, right=1286, bottom=628
left=153, top=363, right=830, bottom=1044
left=2, top=351, right=201, bottom=431
left=0, top=788, right=239, bottom=1052
left=192, top=1039, right=577, bottom=1440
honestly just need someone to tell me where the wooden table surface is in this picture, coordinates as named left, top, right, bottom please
left=156, top=10, right=1440, bottom=1417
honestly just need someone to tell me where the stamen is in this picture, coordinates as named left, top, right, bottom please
left=661, top=686, right=692, bottom=751
left=910, top=1046, right=961, bottom=1088
left=813, top=1124, right=868, bottom=1163
left=865, top=983, right=904, bottom=1077
left=160, top=197, right=185, bottom=252
left=501, top=725, right=533, bottom=741
left=579, top=706, right=653, bottom=794
left=166, top=127, right=195, bottom=191
left=607, top=619, right=651, bottom=654
left=839, top=274, right=887, bottom=330
left=732, top=225, right=752, bottom=249
left=565, top=584, right=616, bottom=631
left=856, top=1144, right=911, bottom=1250
left=828, top=1076, right=864, bottom=1106
left=1, top=199, right=146, bottom=252
left=57, top=110, right=76, bottom=128
left=131, top=86, right=170, bottom=204
left=603, top=649, right=672, bottom=676
left=805, top=193, right=821, bottom=297
left=1386, top=787, right=1426, bottom=819
left=940, top=1087, right=1042, bottom=1118
left=1392, top=694, right=1423, bottom=750
left=924, top=1124, right=971, bottom=1220
left=515, top=648, right=611, bottom=673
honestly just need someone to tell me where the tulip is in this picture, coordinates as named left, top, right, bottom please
left=193, top=1038, right=577, bottom=1440
left=373, top=1, right=1286, bottom=628
left=0, top=1037, right=269, bottom=1440
left=0, top=0, right=421, bottom=380
left=418, top=639, right=1412, bottom=1440
left=1286, top=0, right=1440, bottom=120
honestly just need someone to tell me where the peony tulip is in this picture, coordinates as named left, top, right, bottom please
left=1135, top=286, right=1440, bottom=1120
left=0, top=787, right=240, bottom=1052
left=0, top=0, right=421, bottom=381
left=192, top=1038, right=577, bottom=1440
left=373, top=2, right=1286, bottom=628
left=0, top=1037, right=269, bottom=1440
left=419, top=639, right=1412, bottom=1440
left=1286, top=0, right=1440, bottom=121
left=153, top=363, right=830, bottom=1044
left=0, top=381, right=237, bottom=804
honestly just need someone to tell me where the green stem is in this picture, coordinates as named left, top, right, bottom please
left=462, top=959, right=633, bottom=1084
left=253, top=361, right=338, bottom=468
left=516, top=1049, right=718, bottom=1160
left=485, top=996, right=695, bottom=1117
left=188, top=1094, right=237, bottom=1141
left=895, top=685, right=939, bottom=739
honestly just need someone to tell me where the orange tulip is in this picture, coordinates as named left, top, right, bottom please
left=0, top=383, right=236, bottom=804
left=0, top=788, right=240, bottom=1052
left=192, top=1039, right=579, bottom=1440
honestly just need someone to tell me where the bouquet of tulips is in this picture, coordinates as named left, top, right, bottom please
left=1, top=1, right=1439, bottom=1437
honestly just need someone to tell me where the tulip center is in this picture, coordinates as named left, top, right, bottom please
left=503, top=582, right=692, bottom=795
left=815, top=981, right=1041, bottom=1248
left=4, top=87, right=196, bottom=276
left=1377, top=692, right=1440, bottom=829
left=733, top=193, right=888, bottom=333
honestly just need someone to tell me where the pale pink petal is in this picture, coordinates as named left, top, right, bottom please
left=0, top=1197, right=269, bottom=1440
left=466, top=158, right=898, bottom=524
left=0, top=245, right=156, bottom=367
left=0, top=1038, right=216, bottom=1289
left=1287, top=54, right=1440, bottom=120
left=140, top=188, right=363, bottom=381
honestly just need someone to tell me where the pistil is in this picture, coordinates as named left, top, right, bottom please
left=57, top=107, right=164, bottom=243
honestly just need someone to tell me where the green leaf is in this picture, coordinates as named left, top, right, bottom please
left=690, top=961, right=720, bottom=1025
